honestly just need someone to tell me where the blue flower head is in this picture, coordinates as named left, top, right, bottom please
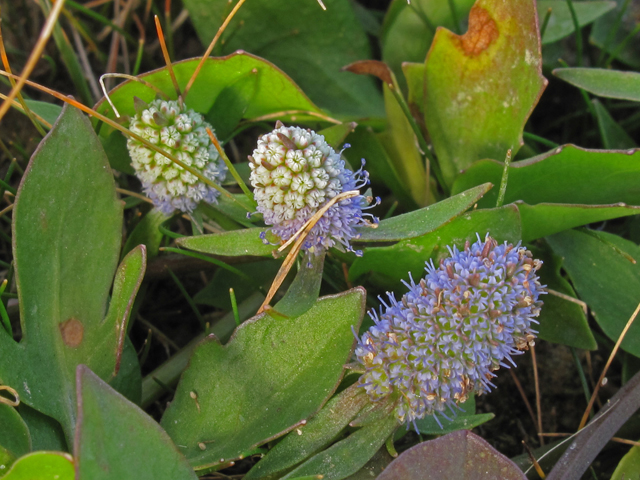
left=355, top=235, right=545, bottom=425
left=126, top=98, right=227, bottom=215
left=248, top=122, right=378, bottom=256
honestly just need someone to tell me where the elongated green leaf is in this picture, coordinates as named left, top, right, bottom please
left=529, top=243, right=596, bottom=350
left=17, top=406, right=66, bottom=452
left=176, top=227, right=274, bottom=257
left=161, top=289, right=366, bottom=471
left=517, top=201, right=640, bottom=243
left=274, top=251, right=325, bottom=318
left=546, top=230, right=640, bottom=356
left=344, top=449, right=394, bottom=480
left=23, top=100, right=62, bottom=126
left=0, top=104, right=145, bottom=442
left=0, top=405, right=30, bottom=459
left=381, top=0, right=475, bottom=91
left=181, top=0, right=383, bottom=117
left=593, top=99, right=637, bottom=150
left=95, top=54, right=325, bottom=137
left=350, top=206, right=522, bottom=287
left=282, top=416, right=399, bottom=480
left=122, top=209, right=166, bottom=259
left=452, top=145, right=640, bottom=208
left=413, top=395, right=494, bottom=434
left=611, top=439, right=640, bottom=480
left=553, top=68, right=640, bottom=102
left=591, top=0, right=640, bottom=68
left=206, top=70, right=258, bottom=141
left=402, top=62, right=426, bottom=118
left=162, top=288, right=365, bottom=470
left=75, top=366, right=197, bottom=480
left=538, top=1, right=616, bottom=44
left=245, top=384, right=370, bottom=480
left=377, top=430, right=526, bottom=480
left=357, top=183, right=492, bottom=242
left=0, top=452, right=74, bottom=480
left=424, top=0, right=547, bottom=186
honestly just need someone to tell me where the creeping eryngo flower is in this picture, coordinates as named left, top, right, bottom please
left=248, top=122, right=377, bottom=255
left=127, top=98, right=227, bottom=215
left=355, top=235, right=545, bottom=425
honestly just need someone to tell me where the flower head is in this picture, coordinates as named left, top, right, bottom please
left=355, top=235, right=545, bottom=425
left=127, top=98, right=227, bottom=215
left=248, top=122, right=377, bottom=255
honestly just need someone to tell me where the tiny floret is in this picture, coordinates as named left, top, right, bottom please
left=249, top=122, right=378, bottom=255
left=127, top=98, right=227, bottom=215
left=355, top=235, right=545, bottom=425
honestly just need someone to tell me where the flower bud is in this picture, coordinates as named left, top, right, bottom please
left=127, top=98, right=227, bottom=215
left=355, top=235, right=545, bottom=425
left=249, top=123, right=377, bottom=255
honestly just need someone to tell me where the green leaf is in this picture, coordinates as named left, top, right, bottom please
left=23, top=99, right=62, bottom=126
left=451, top=145, right=640, bottom=208
left=282, top=416, right=399, bottom=480
left=424, top=0, right=547, bottom=186
left=593, top=99, right=638, bottom=150
left=0, top=452, right=74, bottom=480
left=591, top=0, right=640, bottom=68
left=244, top=384, right=370, bottom=480
left=108, top=337, right=142, bottom=405
left=0, top=404, right=30, bottom=470
left=402, top=62, right=426, bottom=118
left=16, top=405, right=66, bottom=452
left=161, top=288, right=367, bottom=471
left=553, top=68, right=640, bottom=102
left=611, top=438, right=640, bottom=480
left=206, top=70, right=259, bottom=141
left=537, top=1, right=616, bottom=44
left=546, top=230, right=640, bottom=356
left=95, top=54, right=326, bottom=137
left=381, top=0, right=476, bottom=91
left=180, top=0, right=383, bottom=118
left=75, top=366, right=198, bottom=480
left=274, top=251, right=325, bottom=318
left=413, top=395, right=494, bottom=435
left=176, top=227, right=274, bottom=257
left=528, top=243, right=596, bottom=350
left=318, top=123, right=357, bottom=151
left=100, top=130, right=136, bottom=175
left=0, top=104, right=146, bottom=442
left=122, top=208, right=166, bottom=259
left=350, top=205, right=522, bottom=287
left=377, top=430, right=526, bottom=480
left=343, top=448, right=394, bottom=480
left=357, top=183, right=492, bottom=242
left=517, top=201, right=640, bottom=243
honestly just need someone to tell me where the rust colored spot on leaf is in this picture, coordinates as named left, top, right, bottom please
left=342, top=60, right=394, bottom=87
left=456, top=6, right=499, bottom=56
left=59, top=318, right=84, bottom=348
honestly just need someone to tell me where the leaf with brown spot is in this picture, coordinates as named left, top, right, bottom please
left=0, top=104, right=147, bottom=445
left=424, top=0, right=547, bottom=186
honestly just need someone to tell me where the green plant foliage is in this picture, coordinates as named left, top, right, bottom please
left=381, top=0, right=475, bottom=91
left=161, top=289, right=366, bottom=471
left=357, top=183, right=492, bottom=242
left=16, top=406, right=66, bottom=452
left=593, top=99, right=637, bottom=150
left=179, top=0, right=383, bottom=118
left=424, top=0, right=547, bottom=186
left=0, top=404, right=30, bottom=471
left=538, top=1, right=616, bottom=44
left=529, top=244, right=597, bottom=350
left=281, top=415, right=399, bottom=480
left=553, top=68, right=640, bottom=102
left=176, top=227, right=274, bottom=257
left=611, top=439, right=640, bottom=480
left=122, top=209, right=166, bottom=259
left=413, top=395, right=494, bottom=435
left=0, top=452, right=74, bottom=480
left=0, top=104, right=146, bottom=442
left=350, top=205, right=522, bottom=286
left=452, top=145, right=640, bottom=208
left=75, top=365, right=197, bottom=480
left=376, top=430, right=526, bottom=480
left=590, top=0, right=640, bottom=68
left=547, top=230, right=640, bottom=356
left=274, top=251, right=325, bottom=318
left=244, top=384, right=370, bottom=480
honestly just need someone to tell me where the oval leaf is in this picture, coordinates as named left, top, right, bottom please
left=553, top=67, right=640, bottom=102
left=1, top=452, right=74, bottom=480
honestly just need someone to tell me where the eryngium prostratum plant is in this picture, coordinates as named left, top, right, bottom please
left=248, top=122, right=377, bottom=255
left=127, top=98, right=227, bottom=215
left=355, top=235, right=545, bottom=425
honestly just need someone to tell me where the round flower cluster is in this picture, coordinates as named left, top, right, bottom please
left=127, top=98, right=227, bottom=215
left=248, top=122, right=377, bottom=255
left=355, top=235, right=545, bottom=425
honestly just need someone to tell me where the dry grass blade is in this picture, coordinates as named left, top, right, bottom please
left=578, top=300, right=640, bottom=430
left=531, top=344, right=544, bottom=445
left=0, top=384, right=20, bottom=407
left=258, top=190, right=360, bottom=313
left=183, top=0, right=247, bottom=98
left=247, top=110, right=342, bottom=125
left=0, top=92, right=52, bottom=129
left=154, top=15, right=181, bottom=98
left=0, top=0, right=66, bottom=124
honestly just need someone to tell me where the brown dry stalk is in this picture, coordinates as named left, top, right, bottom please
left=154, top=15, right=181, bottom=98
left=0, top=385, right=20, bottom=407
